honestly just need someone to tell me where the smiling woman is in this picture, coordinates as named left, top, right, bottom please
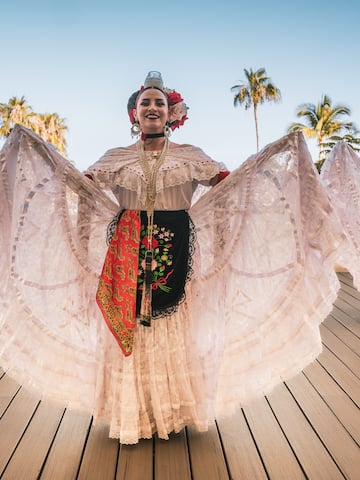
left=0, top=71, right=358, bottom=446
left=91, top=71, right=222, bottom=337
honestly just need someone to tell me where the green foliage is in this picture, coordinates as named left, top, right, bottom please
left=287, top=95, right=358, bottom=165
left=321, top=131, right=360, bottom=156
left=0, top=96, right=68, bottom=155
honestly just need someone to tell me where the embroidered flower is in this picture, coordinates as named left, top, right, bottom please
left=138, top=223, right=175, bottom=292
left=141, top=236, right=159, bottom=249
left=141, top=258, right=157, bottom=271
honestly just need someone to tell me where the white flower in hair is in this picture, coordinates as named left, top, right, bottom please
left=169, top=102, right=188, bottom=123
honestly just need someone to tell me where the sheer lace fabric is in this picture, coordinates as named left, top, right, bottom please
left=0, top=125, right=356, bottom=444
left=320, top=141, right=360, bottom=289
left=85, top=144, right=221, bottom=210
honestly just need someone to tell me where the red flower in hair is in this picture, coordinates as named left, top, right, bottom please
left=171, top=115, right=189, bottom=130
left=166, top=90, right=183, bottom=105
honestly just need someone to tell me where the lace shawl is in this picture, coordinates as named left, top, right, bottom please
left=84, top=144, right=223, bottom=198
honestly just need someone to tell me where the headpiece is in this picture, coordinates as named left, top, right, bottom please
left=127, top=71, right=189, bottom=132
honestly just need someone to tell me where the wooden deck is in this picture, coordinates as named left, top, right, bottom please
left=0, top=272, right=359, bottom=480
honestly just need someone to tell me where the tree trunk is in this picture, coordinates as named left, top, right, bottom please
left=253, top=105, right=260, bottom=152
left=318, top=135, right=323, bottom=163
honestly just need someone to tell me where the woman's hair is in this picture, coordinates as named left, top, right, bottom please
left=127, top=87, right=168, bottom=114
left=127, top=90, right=140, bottom=114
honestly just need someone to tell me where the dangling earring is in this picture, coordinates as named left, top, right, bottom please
left=164, top=123, right=172, bottom=138
left=131, top=122, right=141, bottom=138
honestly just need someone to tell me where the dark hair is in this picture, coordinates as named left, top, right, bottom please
left=127, top=87, right=168, bottom=113
left=127, top=90, right=140, bottom=113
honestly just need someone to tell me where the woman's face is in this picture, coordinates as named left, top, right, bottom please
left=134, top=88, right=169, bottom=134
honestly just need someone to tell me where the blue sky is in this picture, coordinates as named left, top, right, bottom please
left=1, top=0, right=359, bottom=170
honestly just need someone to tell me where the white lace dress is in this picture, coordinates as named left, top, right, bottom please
left=0, top=125, right=355, bottom=444
left=320, top=140, right=360, bottom=289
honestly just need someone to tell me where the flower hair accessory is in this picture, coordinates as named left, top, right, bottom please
left=165, top=88, right=189, bottom=130
left=127, top=71, right=189, bottom=131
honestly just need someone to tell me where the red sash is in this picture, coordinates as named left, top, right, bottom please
left=96, top=210, right=140, bottom=356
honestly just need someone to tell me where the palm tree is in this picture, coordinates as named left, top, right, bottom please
left=0, top=97, right=68, bottom=155
left=287, top=95, right=356, bottom=165
left=37, top=113, right=68, bottom=155
left=231, top=67, right=281, bottom=152
left=0, top=96, right=35, bottom=136
left=315, top=129, right=360, bottom=172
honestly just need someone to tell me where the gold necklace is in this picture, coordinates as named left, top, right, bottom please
left=137, top=139, right=168, bottom=243
left=137, top=138, right=169, bottom=325
left=148, top=151, right=160, bottom=161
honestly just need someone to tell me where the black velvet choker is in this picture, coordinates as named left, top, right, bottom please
left=144, top=132, right=165, bottom=139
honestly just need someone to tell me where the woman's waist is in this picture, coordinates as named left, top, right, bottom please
left=115, top=190, right=192, bottom=211
left=125, top=209, right=189, bottom=220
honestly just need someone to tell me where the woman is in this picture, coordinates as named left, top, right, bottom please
left=0, top=71, right=353, bottom=444
left=86, top=71, right=230, bottom=442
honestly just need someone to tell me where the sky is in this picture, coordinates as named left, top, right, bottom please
left=1, top=0, right=359, bottom=171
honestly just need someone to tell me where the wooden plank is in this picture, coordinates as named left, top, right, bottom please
left=335, top=296, right=360, bottom=331
left=1, top=400, right=65, bottom=480
left=40, top=408, right=92, bottom=480
left=338, top=272, right=353, bottom=284
left=336, top=289, right=360, bottom=313
left=217, top=412, right=268, bottom=480
left=267, top=383, right=344, bottom=480
left=0, top=374, right=21, bottom=416
left=77, top=419, right=119, bottom=480
left=338, top=272, right=360, bottom=287
left=286, top=373, right=360, bottom=479
left=304, top=360, right=360, bottom=443
left=154, top=431, right=191, bottom=480
left=317, top=346, right=360, bottom=407
left=338, top=271, right=356, bottom=287
left=331, top=304, right=360, bottom=337
left=187, top=422, right=229, bottom=480
left=339, top=288, right=360, bottom=312
left=320, top=324, right=360, bottom=376
left=0, top=387, right=39, bottom=475
left=243, top=396, right=305, bottom=479
left=326, top=314, right=360, bottom=353
left=338, top=279, right=360, bottom=301
left=116, top=438, right=153, bottom=480
left=338, top=273, right=360, bottom=295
